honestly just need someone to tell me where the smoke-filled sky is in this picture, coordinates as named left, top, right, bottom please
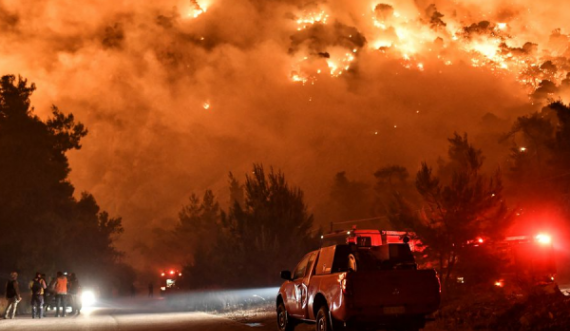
left=1, top=0, right=570, bottom=260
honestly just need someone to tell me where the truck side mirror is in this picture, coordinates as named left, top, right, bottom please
left=280, top=270, right=292, bottom=280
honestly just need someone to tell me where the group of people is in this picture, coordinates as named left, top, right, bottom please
left=3, top=270, right=81, bottom=319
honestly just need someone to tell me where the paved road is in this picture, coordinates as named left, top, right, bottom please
left=0, top=308, right=275, bottom=331
left=0, top=295, right=292, bottom=331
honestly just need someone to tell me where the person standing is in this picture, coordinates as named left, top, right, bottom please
left=29, top=272, right=47, bottom=319
left=44, top=274, right=56, bottom=316
left=148, top=282, right=153, bottom=298
left=67, top=273, right=81, bottom=315
left=54, top=271, right=68, bottom=317
left=3, top=272, right=21, bottom=319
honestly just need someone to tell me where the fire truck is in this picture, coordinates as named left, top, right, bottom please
left=454, top=233, right=557, bottom=289
left=321, top=227, right=422, bottom=251
left=492, top=233, right=556, bottom=288
left=160, top=269, right=183, bottom=295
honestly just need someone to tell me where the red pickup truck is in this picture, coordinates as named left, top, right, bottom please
left=276, top=243, right=440, bottom=331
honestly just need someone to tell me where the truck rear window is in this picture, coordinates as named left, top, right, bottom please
left=324, top=244, right=415, bottom=273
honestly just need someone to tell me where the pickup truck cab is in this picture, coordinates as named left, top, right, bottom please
left=277, top=243, right=440, bottom=331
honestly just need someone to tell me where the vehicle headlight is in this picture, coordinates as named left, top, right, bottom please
left=81, top=290, right=96, bottom=307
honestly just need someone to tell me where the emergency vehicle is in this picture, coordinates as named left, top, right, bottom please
left=493, top=233, right=556, bottom=287
left=321, top=227, right=422, bottom=251
left=159, top=269, right=183, bottom=295
left=322, top=227, right=556, bottom=288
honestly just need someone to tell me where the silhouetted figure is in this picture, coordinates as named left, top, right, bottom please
left=148, top=282, right=154, bottom=298
left=68, top=273, right=81, bottom=315
left=30, top=272, right=47, bottom=319
left=44, top=274, right=56, bottom=316
left=3, top=272, right=21, bottom=319
left=130, top=283, right=136, bottom=298
left=54, top=271, right=68, bottom=317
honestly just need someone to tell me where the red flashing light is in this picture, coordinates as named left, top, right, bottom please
left=535, top=234, right=552, bottom=245
left=170, top=270, right=175, bottom=275
left=494, top=280, right=504, bottom=287
left=477, top=237, right=484, bottom=244
left=161, top=272, right=165, bottom=277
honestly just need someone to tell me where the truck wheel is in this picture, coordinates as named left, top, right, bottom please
left=316, top=306, right=331, bottom=331
left=277, top=302, right=296, bottom=331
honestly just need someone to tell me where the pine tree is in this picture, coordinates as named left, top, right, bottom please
left=183, top=164, right=318, bottom=288
left=0, top=75, right=126, bottom=285
left=414, top=133, right=510, bottom=287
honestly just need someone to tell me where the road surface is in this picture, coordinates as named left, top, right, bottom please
left=0, top=308, right=281, bottom=331
left=0, top=296, right=316, bottom=331
left=0, top=295, right=283, bottom=331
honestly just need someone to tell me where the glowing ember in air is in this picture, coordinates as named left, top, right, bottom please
left=203, top=102, right=210, bottom=110
left=519, top=147, right=527, bottom=152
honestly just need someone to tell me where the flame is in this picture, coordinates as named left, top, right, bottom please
left=188, top=0, right=207, bottom=18
left=286, top=1, right=570, bottom=97
left=296, top=10, right=328, bottom=31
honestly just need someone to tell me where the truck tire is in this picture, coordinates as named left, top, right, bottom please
left=316, top=306, right=331, bottom=331
left=277, top=302, right=296, bottom=331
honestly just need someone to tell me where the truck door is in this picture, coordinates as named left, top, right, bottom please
left=288, top=251, right=318, bottom=318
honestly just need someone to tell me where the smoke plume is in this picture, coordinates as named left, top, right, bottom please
left=1, top=0, right=569, bottom=266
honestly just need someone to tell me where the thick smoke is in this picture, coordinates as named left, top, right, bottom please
left=0, top=0, right=569, bottom=266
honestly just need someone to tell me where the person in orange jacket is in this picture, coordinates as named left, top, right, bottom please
left=54, top=271, right=68, bottom=317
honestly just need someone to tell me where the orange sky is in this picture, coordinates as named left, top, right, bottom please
left=0, top=0, right=569, bottom=264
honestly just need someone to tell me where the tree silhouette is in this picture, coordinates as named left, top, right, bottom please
left=413, top=133, right=510, bottom=287
left=183, top=164, right=318, bottom=288
left=505, top=102, right=570, bottom=278
left=0, top=75, right=128, bottom=292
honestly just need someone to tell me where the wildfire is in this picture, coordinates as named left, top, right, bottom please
left=296, top=10, right=329, bottom=31
left=189, top=0, right=207, bottom=18
left=287, top=1, right=570, bottom=99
